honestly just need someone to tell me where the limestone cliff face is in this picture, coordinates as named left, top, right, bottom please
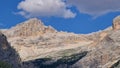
left=1, top=15, right=120, bottom=68
left=0, top=32, right=21, bottom=68
left=113, top=15, right=120, bottom=30
left=71, top=30, right=120, bottom=68
left=4, top=18, right=56, bottom=37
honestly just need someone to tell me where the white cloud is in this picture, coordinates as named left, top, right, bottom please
left=17, top=0, right=76, bottom=18
left=67, top=0, right=120, bottom=16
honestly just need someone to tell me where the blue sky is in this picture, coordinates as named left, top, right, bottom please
left=0, top=0, right=120, bottom=34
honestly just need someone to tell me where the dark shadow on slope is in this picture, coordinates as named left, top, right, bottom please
left=111, top=60, right=120, bottom=68
left=23, top=51, right=88, bottom=68
left=0, top=33, right=21, bottom=68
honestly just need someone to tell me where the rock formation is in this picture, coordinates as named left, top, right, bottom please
left=4, top=18, right=56, bottom=37
left=0, top=32, right=21, bottom=68
left=71, top=30, right=120, bottom=68
left=0, top=15, right=120, bottom=68
left=113, top=15, right=120, bottom=30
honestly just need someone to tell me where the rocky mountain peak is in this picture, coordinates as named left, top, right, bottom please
left=113, top=15, right=120, bottom=30
left=5, top=18, right=56, bottom=37
left=21, top=18, right=44, bottom=26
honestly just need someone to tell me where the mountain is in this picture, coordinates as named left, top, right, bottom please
left=0, top=15, right=120, bottom=68
left=3, top=18, right=56, bottom=37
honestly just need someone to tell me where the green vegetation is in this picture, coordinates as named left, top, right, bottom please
left=26, top=51, right=88, bottom=68
left=57, top=51, right=88, bottom=65
left=0, top=61, right=12, bottom=68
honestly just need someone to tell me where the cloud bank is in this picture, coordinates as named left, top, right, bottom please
left=17, top=0, right=120, bottom=18
left=67, top=0, right=120, bottom=16
left=17, top=0, right=76, bottom=18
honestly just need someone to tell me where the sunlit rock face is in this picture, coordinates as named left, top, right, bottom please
left=4, top=18, right=56, bottom=37
left=113, top=15, right=120, bottom=30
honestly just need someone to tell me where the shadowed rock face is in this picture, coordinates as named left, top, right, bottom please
left=0, top=32, right=21, bottom=68
left=22, top=51, right=88, bottom=68
left=111, top=60, right=120, bottom=68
